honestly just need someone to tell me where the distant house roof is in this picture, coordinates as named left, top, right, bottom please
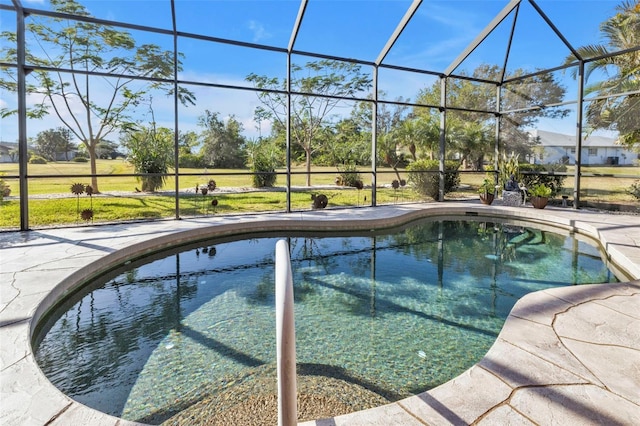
left=529, top=130, right=619, bottom=148
left=0, top=142, right=17, bottom=154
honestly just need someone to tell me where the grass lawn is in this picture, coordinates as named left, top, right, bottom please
left=0, top=160, right=637, bottom=229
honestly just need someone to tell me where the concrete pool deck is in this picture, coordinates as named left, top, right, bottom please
left=1, top=202, right=639, bottom=425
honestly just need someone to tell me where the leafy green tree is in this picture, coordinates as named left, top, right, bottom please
left=0, top=0, right=194, bottom=193
left=247, top=60, right=372, bottom=186
left=178, top=130, right=200, bottom=155
left=324, top=117, right=370, bottom=166
left=349, top=96, right=413, bottom=179
left=446, top=119, right=493, bottom=170
left=198, top=111, right=246, bottom=168
left=95, top=140, right=122, bottom=159
left=33, top=127, right=75, bottom=161
left=566, top=0, right=640, bottom=150
left=415, top=64, right=568, bottom=168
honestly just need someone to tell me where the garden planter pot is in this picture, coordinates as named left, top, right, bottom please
left=531, top=196, right=549, bottom=209
left=479, top=193, right=495, bottom=205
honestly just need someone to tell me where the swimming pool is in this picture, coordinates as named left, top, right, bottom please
left=33, top=218, right=617, bottom=424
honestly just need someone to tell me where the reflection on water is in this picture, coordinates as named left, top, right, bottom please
left=34, top=220, right=616, bottom=423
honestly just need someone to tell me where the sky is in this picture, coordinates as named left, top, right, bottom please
left=0, top=0, right=627, bottom=143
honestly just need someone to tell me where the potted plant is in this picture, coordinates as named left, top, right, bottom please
left=529, top=183, right=552, bottom=209
left=478, top=178, right=496, bottom=205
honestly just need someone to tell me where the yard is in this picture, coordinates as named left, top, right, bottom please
left=0, top=160, right=638, bottom=229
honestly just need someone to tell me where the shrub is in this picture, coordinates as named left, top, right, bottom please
left=246, top=140, right=281, bottom=188
left=250, top=155, right=277, bottom=188
left=407, top=159, right=460, bottom=200
left=628, top=180, right=640, bottom=201
left=336, top=163, right=363, bottom=188
left=72, top=157, right=89, bottom=163
left=29, top=155, right=47, bottom=164
left=529, top=183, right=552, bottom=198
left=520, top=163, right=566, bottom=197
left=478, top=178, right=495, bottom=195
left=0, top=173, right=10, bottom=201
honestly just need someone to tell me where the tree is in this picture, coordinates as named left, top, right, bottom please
left=324, top=117, right=370, bottom=166
left=349, top=96, right=414, bottom=178
left=33, top=127, right=74, bottom=161
left=0, top=0, right=194, bottom=192
left=415, top=64, right=568, bottom=168
left=198, top=111, right=247, bottom=169
left=247, top=59, right=372, bottom=186
left=566, top=0, right=640, bottom=150
left=95, top=140, right=122, bottom=159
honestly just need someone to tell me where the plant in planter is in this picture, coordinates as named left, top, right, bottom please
left=478, top=178, right=496, bottom=205
left=529, top=183, right=552, bottom=209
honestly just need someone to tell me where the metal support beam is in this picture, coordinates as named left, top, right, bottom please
left=371, top=66, right=378, bottom=206
left=16, top=3, right=29, bottom=230
left=171, top=0, right=180, bottom=219
left=499, top=4, right=519, bottom=83
left=438, top=77, right=447, bottom=202
left=528, top=0, right=581, bottom=61
left=288, top=0, right=307, bottom=52
left=573, top=61, right=585, bottom=209
left=375, top=0, right=422, bottom=66
left=284, top=0, right=307, bottom=212
left=445, top=0, right=521, bottom=76
left=286, top=54, right=292, bottom=213
left=494, top=85, right=502, bottom=175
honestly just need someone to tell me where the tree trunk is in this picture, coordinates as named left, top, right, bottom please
left=87, top=144, right=100, bottom=193
left=305, top=149, right=312, bottom=187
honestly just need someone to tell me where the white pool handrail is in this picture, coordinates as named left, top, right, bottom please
left=275, top=239, right=298, bottom=426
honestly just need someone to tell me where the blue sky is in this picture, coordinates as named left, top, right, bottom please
left=0, top=0, right=626, bottom=142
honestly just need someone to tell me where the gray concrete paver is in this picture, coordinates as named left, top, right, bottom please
left=399, top=366, right=512, bottom=425
left=509, top=384, right=640, bottom=425
left=558, top=339, right=640, bottom=405
left=554, top=300, right=640, bottom=347
left=492, top=316, right=602, bottom=385
left=476, top=405, right=537, bottom=426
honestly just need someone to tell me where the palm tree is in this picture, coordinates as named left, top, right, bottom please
left=568, top=1, right=640, bottom=149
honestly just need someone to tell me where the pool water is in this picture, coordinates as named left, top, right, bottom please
left=34, top=220, right=616, bottom=423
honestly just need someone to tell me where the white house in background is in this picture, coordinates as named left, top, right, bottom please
left=528, top=129, right=638, bottom=166
left=0, top=142, right=19, bottom=163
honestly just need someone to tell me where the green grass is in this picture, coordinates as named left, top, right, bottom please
left=0, top=160, right=637, bottom=229
left=0, top=190, right=426, bottom=228
left=0, top=160, right=384, bottom=194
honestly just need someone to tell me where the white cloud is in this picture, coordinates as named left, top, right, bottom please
left=247, top=20, right=271, bottom=44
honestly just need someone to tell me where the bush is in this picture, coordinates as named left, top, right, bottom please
left=336, top=163, right=363, bottom=188
left=72, top=157, right=89, bottom=162
left=246, top=140, right=281, bottom=188
left=520, top=163, right=566, bottom=197
left=0, top=174, right=10, bottom=201
left=530, top=183, right=552, bottom=198
left=29, top=155, right=47, bottom=164
left=628, top=180, right=640, bottom=201
left=250, top=155, right=277, bottom=188
left=407, top=159, right=460, bottom=200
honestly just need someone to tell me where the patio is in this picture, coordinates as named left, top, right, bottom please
left=1, top=202, right=638, bottom=425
